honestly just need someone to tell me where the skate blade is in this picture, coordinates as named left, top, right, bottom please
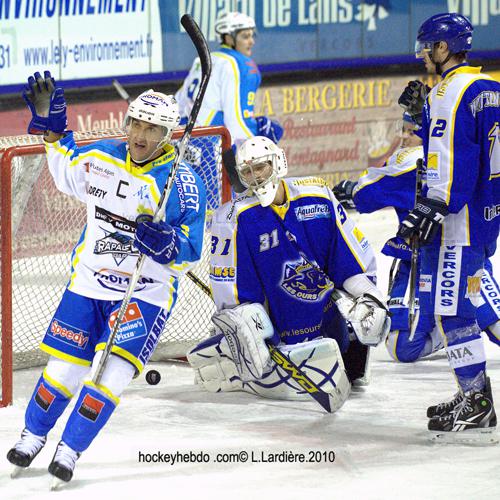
left=50, top=476, right=66, bottom=491
left=430, top=427, right=499, bottom=446
left=10, top=465, right=24, bottom=478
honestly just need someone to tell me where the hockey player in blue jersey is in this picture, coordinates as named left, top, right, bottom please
left=7, top=71, right=206, bottom=482
left=186, top=136, right=390, bottom=411
left=175, top=11, right=283, bottom=146
left=334, top=114, right=500, bottom=364
left=397, top=13, right=500, bottom=442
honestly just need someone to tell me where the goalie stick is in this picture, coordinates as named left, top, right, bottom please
left=93, top=14, right=212, bottom=385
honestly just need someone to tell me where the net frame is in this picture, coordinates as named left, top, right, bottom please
left=0, top=126, right=231, bottom=407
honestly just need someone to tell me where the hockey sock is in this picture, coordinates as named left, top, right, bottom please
left=25, top=372, right=73, bottom=437
left=61, top=382, right=118, bottom=452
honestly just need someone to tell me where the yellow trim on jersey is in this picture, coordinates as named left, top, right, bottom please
left=42, top=369, right=74, bottom=398
left=69, top=150, right=126, bottom=170
left=214, top=52, right=254, bottom=138
left=464, top=204, right=471, bottom=246
left=270, top=181, right=291, bottom=220
left=445, top=75, right=486, bottom=205
left=335, top=217, right=367, bottom=272
left=95, top=342, right=143, bottom=374
left=203, top=110, right=217, bottom=126
left=356, top=164, right=417, bottom=193
left=233, top=223, right=240, bottom=304
left=68, top=232, right=87, bottom=289
left=85, top=381, right=120, bottom=406
left=39, top=343, right=92, bottom=367
left=180, top=224, right=190, bottom=238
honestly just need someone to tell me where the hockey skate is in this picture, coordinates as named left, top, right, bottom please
left=427, top=391, right=464, bottom=418
left=428, top=379, right=498, bottom=445
left=48, top=440, right=81, bottom=489
left=7, top=428, right=47, bottom=478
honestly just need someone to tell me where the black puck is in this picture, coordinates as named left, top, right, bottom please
left=145, top=369, right=161, bottom=385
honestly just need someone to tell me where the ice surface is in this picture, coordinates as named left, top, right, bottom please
left=1, top=209, right=499, bottom=499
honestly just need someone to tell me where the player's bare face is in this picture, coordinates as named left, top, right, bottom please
left=127, top=119, right=164, bottom=163
left=235, top=29, right=255, bottom=56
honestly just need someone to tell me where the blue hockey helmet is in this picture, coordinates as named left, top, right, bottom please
left=415, top=13, right=473, bottom=58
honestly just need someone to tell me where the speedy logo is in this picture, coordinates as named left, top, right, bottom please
left=281, top=258, right=330, bottom=301
left=109, top=302, right=147, bottom=343
left=294, top=204, right=331, bottom=222
left=49, top=320, right=89, bottom=349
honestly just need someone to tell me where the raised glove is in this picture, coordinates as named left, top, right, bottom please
left=134, top=218, right=179, bottom=264
left=23, top=71, right=67, bottom=135
left=397, top=80, right=430, bottom=126
left=332, top=180, right=357, bottom=209
left=256, top=116, right=284, bottom=144
left=397, top=197, right=449, bottom=246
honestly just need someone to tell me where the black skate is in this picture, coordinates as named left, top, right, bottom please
left=7, top=428, right=47, bottom=477
left=427, top=391, right=464, bottom=418
left=48, top=441, right=81, bottom=489
left=428, top=379, right=498, bottom=445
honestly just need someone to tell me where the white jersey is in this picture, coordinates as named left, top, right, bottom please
left=175, top=45, right=261, bottom=145
left=45, top=132, right=206, bottom=309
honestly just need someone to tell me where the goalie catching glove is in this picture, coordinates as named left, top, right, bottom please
left=134, top=216, right=179, bottom=264
left=335, top=291, right=390, bottom=347
left=23, top=70, right=67, bottom=135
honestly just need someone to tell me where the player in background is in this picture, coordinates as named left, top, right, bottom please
left=7, top=72, right=206, bottom=483
left=175, top=11, right=283, bottom=147
left=187, top=137, right=390, bottom=412
left=333, top=113, right=500, bottom=364
left=397, top=13, right=500, bottom=442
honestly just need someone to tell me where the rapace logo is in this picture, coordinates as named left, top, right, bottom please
left=94, top=228, right=139, bottom=266
left=281, top=258, right=330, bottom=301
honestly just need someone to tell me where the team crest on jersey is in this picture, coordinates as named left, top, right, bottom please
left=94, top=228, right=139, bottom=265
left=281, top=257, right=330, bottom=301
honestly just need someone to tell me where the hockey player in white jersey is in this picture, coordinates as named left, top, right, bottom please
left=398, top=13, right=500, bottom=442
left=187, top=136, right=390, bottom=411
left=334, top=114, right=500, bottom=364
left=175, top=11, right=283, bottom=146
left=7, top=71, right=206, bottom=482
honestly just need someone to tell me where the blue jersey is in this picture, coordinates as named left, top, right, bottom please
left=45, top=132, right=206, bottom=309
left=176, top=45, right=261, bottom=144
left=421, top=64, right=500, bottom=246
left=209, top=177, right=377, bottom=345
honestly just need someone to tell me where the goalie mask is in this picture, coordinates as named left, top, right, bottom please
left=235, top=136, right=288, bottom=207
left=124, top=90, right=180, bottom=163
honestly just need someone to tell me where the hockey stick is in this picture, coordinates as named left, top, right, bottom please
left=408, top=158, right=423, bottom=341
left=93, top=14, right=212, bottom=385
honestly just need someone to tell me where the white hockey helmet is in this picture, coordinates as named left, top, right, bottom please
left=235, top=136, right=288, bottom=207
left=215, top=11, right=256, bottom=41
left=125, top=89, right=180, bottom=147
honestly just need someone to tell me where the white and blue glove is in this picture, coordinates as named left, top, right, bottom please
left=256, top=116, right=283, bottom=144
left=23, top=71, right=67, bottom=135
left=134, top=217, right=179, bottom=264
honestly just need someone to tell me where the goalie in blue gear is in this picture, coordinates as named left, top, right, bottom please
left=187, top=137, right=390, bottom=412
left=397, top=13, right=500, bottom=443
left=7, top=71, right=207, bottom=483
left=175, top=11, right=283, bottom=146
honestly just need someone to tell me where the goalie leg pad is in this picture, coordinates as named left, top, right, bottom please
left=211, top=303, right=276, bottom=381
left=187, top=334, right=243, bottom=393
left=243, top=338, right=351, bottom=412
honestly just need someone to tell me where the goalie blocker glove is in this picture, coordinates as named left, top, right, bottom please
left=397, top=196, right=449, bottom=246
left=332, top=180, right=357, bottom=210
left=134, top=217, right=179, bottom=264
left=397, top=80, right=430, bottom=126
left=23, top=70, right=67, bottom=135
